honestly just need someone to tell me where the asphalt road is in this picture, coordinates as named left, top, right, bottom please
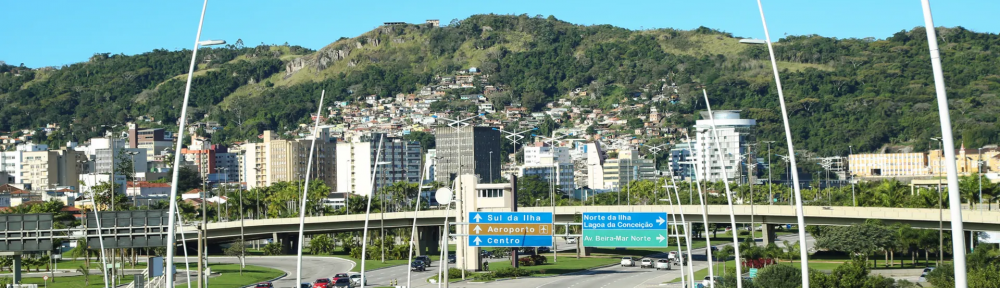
left=175, top=256, right=355, bottom=288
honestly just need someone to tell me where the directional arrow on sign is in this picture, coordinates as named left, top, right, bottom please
left=657, top=234, right=666, bottom=243
left=473, top=213, right=483, bottom=223
left=473, top=237, right=482, bottom=245
left=473, top=225, right=482, bottom=234
left=656, top=216, right=665, bottom=226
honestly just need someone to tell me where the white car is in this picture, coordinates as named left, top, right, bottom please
left=620, top=257, right=635, bottom=267
left=640, top=258, right=653, bottom=268
left=655, top=259, right=672, bottom=270
left=347, top=273, right=367, bottom=287
left=566, top=237, right=577, bottom=244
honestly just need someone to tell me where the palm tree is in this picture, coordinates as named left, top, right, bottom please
left=77, top=265, right=91, bottom=286
left=69, top=238, right=93, bottom=270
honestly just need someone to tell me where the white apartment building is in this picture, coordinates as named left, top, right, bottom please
left=520, top=143, right=574, bottom=191
left=692, top=110, right=755, bottom=182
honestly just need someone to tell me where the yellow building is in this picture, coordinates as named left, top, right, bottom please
left=850, top=145, right=998, bottom=178
left=21, top=148, right=84, bottom=190
left=241, top=130, right=337, bottom=190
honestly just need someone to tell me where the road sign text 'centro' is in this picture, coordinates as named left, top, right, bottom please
left=582, top=212, right=671, bottom=248
left=468, top=212, right=553, bottom=247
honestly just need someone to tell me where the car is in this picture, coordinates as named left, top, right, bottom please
left=480, top=250, right=493, bottom=258
left=447, top=254, right=456, bottom=263
left=640, top=258, right=653, bottom=268
left=415, top=255, right=432, bottom=266
left=621, top=257, right=635, bottom=267
left=300, top=283, right=312, bottom=288
left=703, top=276, right=719, bottom=287
left=537, top=247, right=551, bottom=253
left=348, top=273, right=367, bottom=287
left=255, top=282, right=274, bottom=288
left=411, top=260, right=426, bottom=272
left=331, top=273, right=349, bottom=282
left=918, top=267, right=935, bottom=282
left=655, top=259, right=672, bottom=270
left=313, top=278, right=332, bottom=288
left=332, top=278, right=352, bottom=287
left=565, top=237, right=577, bottom=244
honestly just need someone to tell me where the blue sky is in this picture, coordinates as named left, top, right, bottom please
left=3, top=0, right=999, bottom=68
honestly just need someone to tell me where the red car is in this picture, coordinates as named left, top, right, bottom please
left=331, top=273, right=349, bottom=282
left=255, top=283, right=273, bottom=288
left=313, top=278, right=332, bottom=288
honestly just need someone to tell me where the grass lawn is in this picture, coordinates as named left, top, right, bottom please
left=6, top=264, right=280, bottom=288
left=0, top=259, right=149, bottom=275
left=666, top=260, right=846, bottom=283
left=485, top=253, right=619, bottom=277
left=173, top=264, right=283, bottom=288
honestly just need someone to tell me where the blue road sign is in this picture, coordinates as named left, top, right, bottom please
left=468, top=235, right=552, bottom=247
left=582, top=212, right=669, bottom=230
left=786, top=224, right=792, bottom=229
left=468, top=212, right=554, bottom=247
left=469, top=212, right=553, bottom=224
left=582, top=212, right=671, bottom=248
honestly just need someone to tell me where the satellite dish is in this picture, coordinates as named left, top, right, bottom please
left=435, top=188, right=453, bottom=205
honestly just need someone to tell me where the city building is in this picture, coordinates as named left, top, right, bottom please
left=128, top=124, right=173, bottom=161
left=424, top=149, right=437, bottom=182
left=336, top=133, right=421, bottom=196
left=669, top=140, right=696, bottom=180
left=182, top=138, right=239, bottom=183
left=849, top=152, right=930, bottom=177
left=583, top=142, right=607, bottom=189
left=21, top=147, right=85, bottom=190
left=692, top=110, right=755, bottom=182
left=435, top=126, right=502, bottom=184
left=520, top=142, right=574, bottom=191
left=241, top=130, right=337, bottom=190
left=602, top=149, right=656, bottom=190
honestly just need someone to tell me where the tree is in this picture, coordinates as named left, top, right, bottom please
left=177, top=167, right=203, bottom=193
left=69, top=238, right=94, bottom=269
left=586, top=125, right=596, bottom=135
left=310, top=234, right=334, bottom=255
left=262, top=242, right=282, bottom=256
left=815, top=222, right=895, bottom=266
left=0, top=257, right=11, bottom=272
left=225, top=240, right=247, bottom=275
left=752, top=264, right=801, bottom=288
left=77, top=265, right=91, bottom=286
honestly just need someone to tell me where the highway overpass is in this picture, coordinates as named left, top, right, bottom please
left=181, top=205, right=1000, bottom=245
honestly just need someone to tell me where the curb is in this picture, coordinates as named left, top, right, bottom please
left=241, top=271, right=288, bottom=288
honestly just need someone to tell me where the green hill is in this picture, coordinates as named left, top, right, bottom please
left=2, top=14, right=1000, bottom=157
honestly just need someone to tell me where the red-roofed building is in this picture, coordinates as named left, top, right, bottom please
left=126, top=181, right=171, bottom=197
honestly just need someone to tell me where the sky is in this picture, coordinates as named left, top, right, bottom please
left=3, top=0, right=1000, bottom=68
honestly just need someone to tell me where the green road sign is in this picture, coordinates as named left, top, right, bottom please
left=582, top=212, right=670, bottom=248
left=749, top=268, right=759, bottom=278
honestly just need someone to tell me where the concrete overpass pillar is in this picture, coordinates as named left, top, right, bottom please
left=416, top=226, right=440, bottom=255
left=762, top=224, right=777, bottom=245
left=278, top=233, right=295, bottom=255
left=12, top=255, right=21, bottom=284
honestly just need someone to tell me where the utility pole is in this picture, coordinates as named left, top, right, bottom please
left=764, top=141, right=775, bottom=205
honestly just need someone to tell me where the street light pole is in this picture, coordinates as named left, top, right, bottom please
left=295, top=90, right=326, bottom=286
left=701, top=89, right=743, bottom=288
left=849, top=145, right=856, bottom=206
left=164, top=1, right=226, bottom=286
left=932, top=137, right=944, bottom=266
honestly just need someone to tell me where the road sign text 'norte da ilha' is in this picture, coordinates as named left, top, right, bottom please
left=468, top=212, right=553, bottom=247
left=582, top=212, right=671, bottom=248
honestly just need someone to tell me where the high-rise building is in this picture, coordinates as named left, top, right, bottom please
left=520, top=143, right=574, bottom=191
left=336, top=133, right=421, bottom=196
left=692, top=110, right=755, bottom=182
left=21, top=147, right=85, bottom=190
left=602, top=149, right=656, bottom=190
left=242, top=130, right=336, bottom=190
left=668, top=140, right=696, bottom=180
left=435, top=126, right=501, bottom=184
left=128, top=123, right=173, bottom=160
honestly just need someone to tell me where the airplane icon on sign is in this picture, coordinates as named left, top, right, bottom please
left=540, top=225, right=549, bottom=234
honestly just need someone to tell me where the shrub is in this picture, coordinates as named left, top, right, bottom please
left=262, top=242, right=282, bottom=255
left=530, top=254, right=547, bottom=265
left=517, top=257, right=535, bottom=266
left=492, top=267, right=532, bottom=278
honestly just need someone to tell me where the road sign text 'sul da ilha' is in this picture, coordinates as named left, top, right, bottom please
left=467, top=212, right=554, bottom=247
left=582, top=212, right=671, bottom=248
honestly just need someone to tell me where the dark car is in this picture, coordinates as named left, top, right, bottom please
left=255, top=283, right=274, bottom=288
left=415, top=255, right=432, bottom=266
left=537, top=247, right=551, bottom=253
left=332, top=278, right=351, bottom=287
left=411, top=260, right=426, bottom=272
left=447, top=254, right=456, bottom=263
left=313, top=278, right=331, bottom=288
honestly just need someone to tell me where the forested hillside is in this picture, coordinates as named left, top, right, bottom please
left=2, top=14, right=999, bottom=156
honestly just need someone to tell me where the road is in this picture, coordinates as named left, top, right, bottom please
left=412, top=233, right=813, bottom=288
left=174, top=256, right=354, bottom=288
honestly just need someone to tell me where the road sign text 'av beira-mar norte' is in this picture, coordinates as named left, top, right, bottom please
left=582, top=212, right=670, bottom=248
left=468, top=212, right=553, bottom=247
